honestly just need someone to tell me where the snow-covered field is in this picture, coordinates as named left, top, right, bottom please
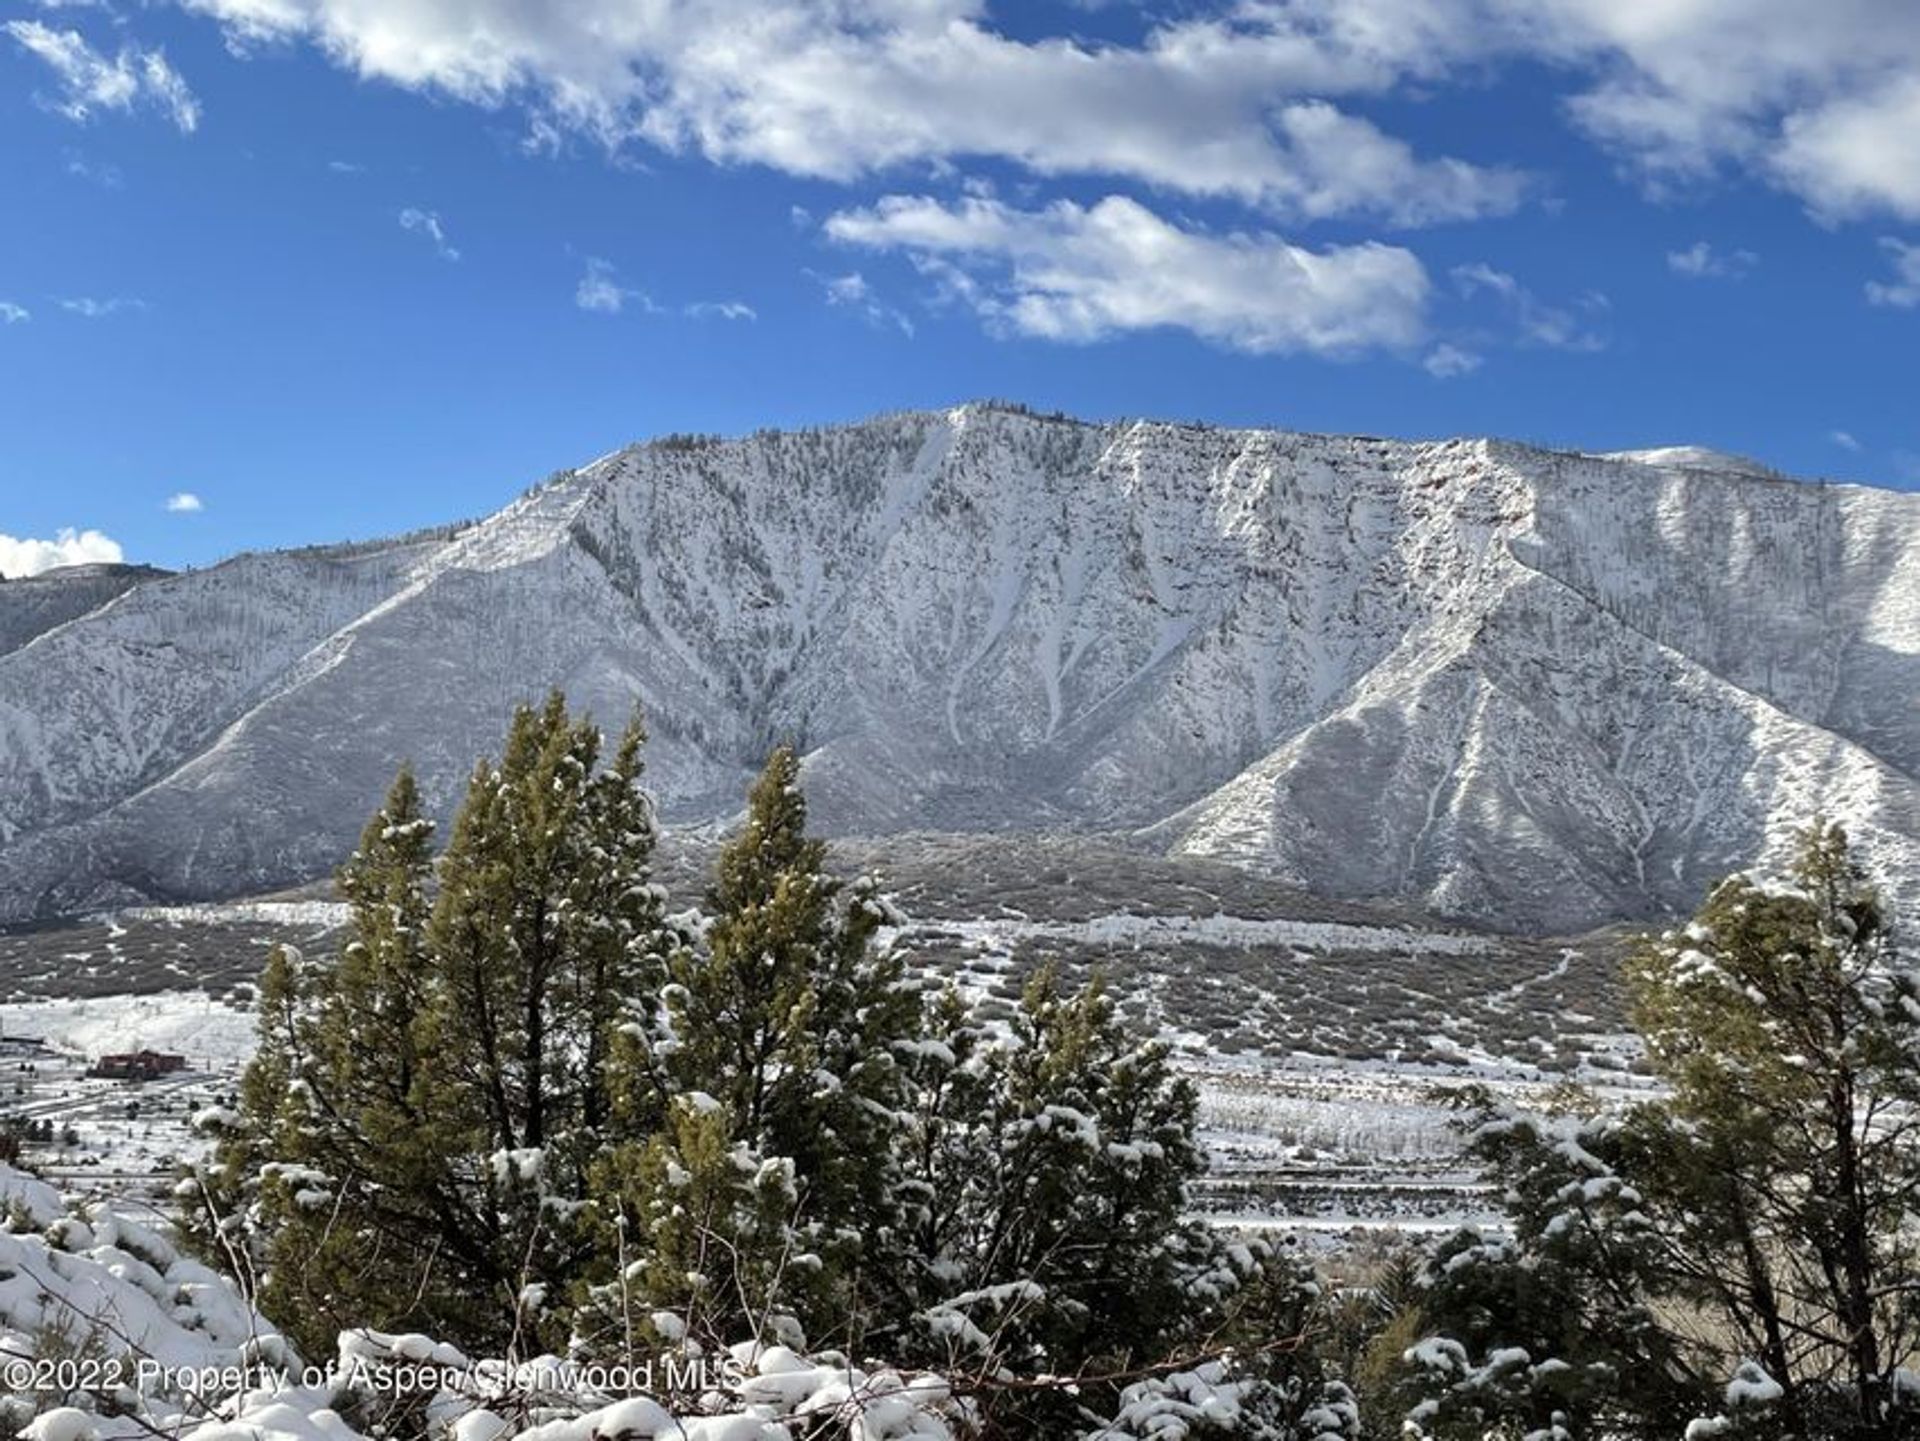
left=3, top=991, right=256, bottom=1064
left=0, top=986, right=1607, bottom=1238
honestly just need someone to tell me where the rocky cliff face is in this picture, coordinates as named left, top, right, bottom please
left=3, top=404, right=1915, bottom=931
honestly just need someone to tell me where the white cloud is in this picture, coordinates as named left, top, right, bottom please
left=65, top=152, right=122, bottom=186
left=1866, top=237, right=1920, bottom=308
left=398, top=207, right=459, bottom=261
left=5, top=20, right=200, bottom=132
left=58, top=295, right=145, bottom=317
left=826, top=193, right=1428, bottom=356
left=139, top=0, right=1920, bottom=235
left=0, top=302, right=28, bottom=324
left=1831, top=429, right=1862, bottom=452
left=812, top=269, right=914, bottom=337
left=0, top=527, right=123, bottom=578
left=169, top=0, right=1522, bottom=227
left=1774, top=73, right=1920, bottom=222
left=164, top=491, right=204, bottom=513
left=574, top=257, right=654, bottom=314
left=685, top=300, right=757, bottom=322
left=1423, top=342, right=1482, bottom=378
left=326, top=159, right=364, bottom=174
left=1667, top=240, right=1757, bottom=280
left=1452, top=261, right=1607, bottom=353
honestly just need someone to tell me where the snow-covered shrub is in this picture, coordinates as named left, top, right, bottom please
left=1089, top=1364, right=1360, bottom=1441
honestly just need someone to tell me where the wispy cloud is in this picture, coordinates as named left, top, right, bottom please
left=811, top=269, right=914, bottom=338
left=1668, top=241, right=1758, bottom=280
left=0, top=302, right=29, bottom=325
left=685, top=299, right=757, bottom=322
left=0, top=526, right=122, bottom=578
left=65, top=151, right=122, bottom=187
left=164, top=491, right=204, bottom=513
left=1452, top=263, right=1609, bottom=353
left=4, top=20, right=199, bottom=132
left=1866, top=238, right=1920, bottom=308
left=574, top=257, right=655, bottom=314
left=58, top=295, right=145, bottom=318
left=1423, top=343, right=1482, bottom=378
left=399, top=207, right=460, bottom=261
left=1831, top=429, right=1863, bottom=452
left=326, top=159, right=364, bottom=174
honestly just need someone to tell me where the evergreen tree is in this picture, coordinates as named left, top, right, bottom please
left=1401, top=821, right=1920, bottom=1440
left=595, top=743, right=920, bottom=1350
left=186, top=694, right=669, bottom=1357
left=885, top=967, right=1298, bottom=1435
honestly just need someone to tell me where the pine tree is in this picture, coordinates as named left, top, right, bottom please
left=1624, top=820, right=1920, bottom=1435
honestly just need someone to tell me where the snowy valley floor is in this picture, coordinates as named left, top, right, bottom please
left=0, top=834, right=1648, bottom=1233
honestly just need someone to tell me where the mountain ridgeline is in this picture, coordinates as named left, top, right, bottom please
left=3, top=402, right=1917, bottom=932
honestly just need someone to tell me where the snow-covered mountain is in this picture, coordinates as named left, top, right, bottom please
left=4, top=403, right=1918, bottom=932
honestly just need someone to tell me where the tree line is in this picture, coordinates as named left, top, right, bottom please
left=185, top=692, right=1920, bottom=1439
left=182, top=693, right=1343, bottom=1439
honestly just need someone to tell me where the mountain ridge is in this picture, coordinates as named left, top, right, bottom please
left=3, top=401, right=1917, bottom=932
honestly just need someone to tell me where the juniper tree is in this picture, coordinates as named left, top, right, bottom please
left=187, top=694, right=670, bottom=1357
left=595, top=743, right=919, bottom=1349
left=1402, top=822, right=1920, bottom=1441
left=880, top=966, right=1322, bottom=1439
left=891, top=967, right=1218, bottom=1372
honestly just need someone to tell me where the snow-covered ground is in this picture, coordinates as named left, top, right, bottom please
left=3, top=991, right=257, bottom=1065
left=0, top=987, right=1579, bottom=1238
left=115, top=900, right=353, bottom=931
left=882, top=912, right=1495, bottom=958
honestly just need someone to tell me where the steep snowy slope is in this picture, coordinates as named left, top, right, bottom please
left=0, top=562, right=168, bottom=656
left=1, top=405, right=1915, bottom=931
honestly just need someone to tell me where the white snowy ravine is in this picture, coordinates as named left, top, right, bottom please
left=2, top=403, right=1916, bottom=932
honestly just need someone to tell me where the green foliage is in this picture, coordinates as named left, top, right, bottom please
left=190, top=698, right=1317, bottom=1439
left=1400, top=822, right=1920, bottom=1441
left=185, top=694, right=668, bottom=1358
left=594, top=743, right=920, bottom=1349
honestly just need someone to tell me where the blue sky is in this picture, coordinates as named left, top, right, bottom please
left=3, top=0, right=1918, bottom=575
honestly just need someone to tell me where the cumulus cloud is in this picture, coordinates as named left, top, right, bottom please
left=0, top=302, right=28, bottom=325
left=826, top=193, right=1429, bottom=356
left=574, top=257, right=654, bottom=314
left=5, top=20, right=200, bottom=132
left=0, top=527, right=123, bottom=578
left=1774, top=73, right=1920, bottom=222
left=399, top=207, right=459, bottom=261
left=164, top=491, right=204, bottom=513
left=159, top=1, right=1920, bottom=222
left=1866, top=238, right=1920, bottom=308
left=1668, top=241, right=1758, bottom=280
left=1452, top=261, right=1608, bottom=353
left=167, top=0, right=1523, bottom=227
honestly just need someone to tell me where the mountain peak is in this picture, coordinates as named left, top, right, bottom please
left=1, top=406, right=1915, bottom=932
